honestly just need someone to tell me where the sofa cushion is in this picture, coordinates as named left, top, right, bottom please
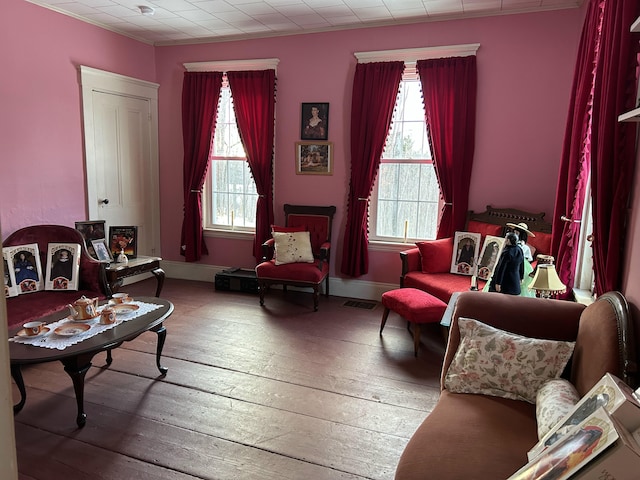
left=416, top=238, right=454, bottom=274
left=467, top=220, right=503, bottom=240
left=529, top=231, right=552, bottom=257
left=403, top=272, right=486, bottom=304
left=395, top=390, right=537, bottom=480
left=273, top=231, right=315, bottom=265
left=444, top=317, right=575, bottom=403
left=535, top=379, right=580, bottom=440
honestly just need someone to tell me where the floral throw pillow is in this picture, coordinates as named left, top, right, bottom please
left=444, top=317, right=575, bottom=404
left=273, top=231, right=315, bottom=265
left=535, top=379, right=580, bottom=440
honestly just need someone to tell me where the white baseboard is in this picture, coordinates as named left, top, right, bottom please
left=155, top=259, right=397, bottom=301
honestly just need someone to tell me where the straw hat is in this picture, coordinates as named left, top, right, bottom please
left=506, top=222, right=536, bottom=237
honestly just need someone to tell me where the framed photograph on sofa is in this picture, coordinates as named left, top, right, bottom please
left=477, top=235, right=506, bottom=281
left=108, top=226, right=138, bottom=260
left=5, top=243, right=44, bottom=294
left=2, top=247, right=19, bottom=298
left=450, top=232, right=481, bottom=275
left=91, top=238, right=113, bottom=263
left=45, top=243, right=81, bottom=291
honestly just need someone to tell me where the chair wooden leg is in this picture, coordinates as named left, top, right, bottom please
left=313, top=286, right=320, bottom=311
left=380, top=307, right=391, bottom=335
left=259, top=281, right=266, bottom=306
left=412, top=323, right=421, bottom=357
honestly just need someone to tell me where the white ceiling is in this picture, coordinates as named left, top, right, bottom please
left=28, top=0, right=583, bottom=46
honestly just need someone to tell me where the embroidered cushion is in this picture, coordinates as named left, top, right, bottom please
left=444, top=317, right=575, bottom=403
left=273, top=231, right=315, bottom=265
left=535, top=379, right=580, bottom=440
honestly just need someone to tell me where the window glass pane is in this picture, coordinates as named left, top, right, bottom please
left=205, top=79, right=257, bottom=231
left=372, top=79, right=439, bottom=242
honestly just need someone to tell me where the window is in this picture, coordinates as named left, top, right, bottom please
left=369, top=78, right=440, bottom=243
left=203, top=76, right=257, bottom=232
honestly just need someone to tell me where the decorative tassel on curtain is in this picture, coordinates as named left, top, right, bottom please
left=551, top=0, right=639, bottom=296
left=341, top=61, right=404, bottom=277
left=417, top=56, right=477, bottom=238
left=180, top=71, right=223, bottom=262
left=226, top=69, right=276, bottom=262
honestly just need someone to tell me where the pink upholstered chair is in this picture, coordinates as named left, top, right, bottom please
left=255, top=204, right=336, bottom=311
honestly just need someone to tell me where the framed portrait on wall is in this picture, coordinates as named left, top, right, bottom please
left=295, top=141, right=333, bottom=175
left=300, top=103, right=329, bottom=140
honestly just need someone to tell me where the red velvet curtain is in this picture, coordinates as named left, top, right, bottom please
left=341, top=61, right=404, bottom=277
left=552, top=0, right=639, bottom=295
left=180, top=71, right=223, bottom=262
left=417, top=56, right=477, bottom=238
left=227, top=70, right=276, bottom=261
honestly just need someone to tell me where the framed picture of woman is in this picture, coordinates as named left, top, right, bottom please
left=300, top=103, right=329, bottom=140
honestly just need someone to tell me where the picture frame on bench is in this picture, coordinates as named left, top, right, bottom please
left=44, top=242, right=81, bottom=291
left=2, top=247, right=19, bottom=298
left=4, top=243, right=44, bottom=294
left=108, top=225, right=138, bottom=260
left=75, top=220, right=107, bottom=260
left=451, top=232, right=481, bottom=275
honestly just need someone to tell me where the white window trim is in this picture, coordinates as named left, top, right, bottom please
left=183, top=58, right=279, bottom=238
left=183, top=58, right=279, bottom=72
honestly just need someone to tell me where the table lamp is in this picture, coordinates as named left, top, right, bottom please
left=529, top=264, right=566, bottom=299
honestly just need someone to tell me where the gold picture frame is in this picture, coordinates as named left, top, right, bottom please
left=295, top=141, right=333, bottom=175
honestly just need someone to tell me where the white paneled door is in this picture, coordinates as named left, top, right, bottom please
left=80, top=66, right=160, bottom=257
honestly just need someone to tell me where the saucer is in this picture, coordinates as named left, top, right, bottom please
left=112, top=303, right=139, bottom=313
left=16, top=327, right=50, bottom=338
left=67, top=314, right=99, bottom=323
left=108, top=298, right=134, bottom=306
left=55, top=323, right=91, bottom=336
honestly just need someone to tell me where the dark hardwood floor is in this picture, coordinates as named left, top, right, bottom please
left=12, top=278, right=446, bottom=479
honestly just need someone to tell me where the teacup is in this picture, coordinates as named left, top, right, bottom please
left=100, top=307, right=116, bottom=325
left=111, top=293, right=131, bottom=304
left=23, top=321, right=45, bottom=336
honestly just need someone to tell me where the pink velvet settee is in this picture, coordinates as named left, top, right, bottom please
left=400, top=206, right=554, bottom=304
left=3, top=225, right=107, bottom=330
left=395, top=290, right=637, bottom=479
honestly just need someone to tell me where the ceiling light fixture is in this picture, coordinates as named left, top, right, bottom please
left=138, top=5, right=155, bottom=16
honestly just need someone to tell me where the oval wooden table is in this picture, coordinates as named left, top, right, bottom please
left=9, top=297, right=174, bottom=428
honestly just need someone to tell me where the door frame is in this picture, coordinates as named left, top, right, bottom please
left=79, top=66, right=161, bottom=256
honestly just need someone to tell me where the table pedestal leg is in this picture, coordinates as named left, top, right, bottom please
left=61, top=353, right=95, bottom=428
left=151, top=323, right=168, bottom=375
left=151, top=267, right=165, bottom=297
left=11, top=364, right=26, bottom=413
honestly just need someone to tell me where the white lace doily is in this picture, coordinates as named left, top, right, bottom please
left=9, top=301, right=162, bottom=350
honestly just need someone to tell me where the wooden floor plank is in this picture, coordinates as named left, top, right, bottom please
left=11, top=278, right=444, bottom=479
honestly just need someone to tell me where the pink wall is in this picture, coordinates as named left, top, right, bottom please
left=0, top=0, right=155, bottom=236
left=155, top=9, right=584, bottom=283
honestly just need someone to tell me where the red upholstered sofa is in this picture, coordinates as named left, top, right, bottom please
left=3, top=225, right=107, bottom=330
left=395, top=290, right=637, bottom=479
left=400, top=206, right=553, bottom=304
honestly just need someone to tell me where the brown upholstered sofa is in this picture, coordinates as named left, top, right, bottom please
left=395, top=290, right=637, bottom=480
left=3, top=224, right=107, bottom=330
left=400, top=206, right=553, bottom=304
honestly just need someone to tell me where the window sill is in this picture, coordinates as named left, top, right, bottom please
left=369, top=240, right=417, bottom=252
left=203, top=228, right=254, bottom=240
left=572, top=288, right=595, bottom=306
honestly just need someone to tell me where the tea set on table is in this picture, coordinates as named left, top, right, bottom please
left=17, top=293, right=139, bottom=339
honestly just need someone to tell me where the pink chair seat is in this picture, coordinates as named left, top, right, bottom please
left=380, top=288, right=448, bottom=356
